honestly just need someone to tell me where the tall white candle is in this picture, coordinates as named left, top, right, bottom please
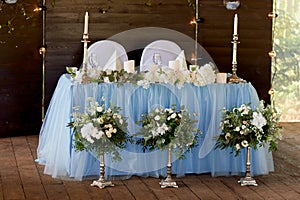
left=233, top=13, right=238, bottom=35
left=84, top=11, right=89, bottom=34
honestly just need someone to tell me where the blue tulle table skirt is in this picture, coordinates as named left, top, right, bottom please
left=37, top=74, right=274, bottom=180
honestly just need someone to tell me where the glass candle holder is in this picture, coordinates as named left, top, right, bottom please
left=224, top=0, right=240, bottom=10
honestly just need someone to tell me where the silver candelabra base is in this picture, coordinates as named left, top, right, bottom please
left=91, top=154, right=114, bottom=189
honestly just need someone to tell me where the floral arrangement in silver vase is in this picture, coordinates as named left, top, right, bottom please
left=135, top=105, right=201, bottom=159
left=68, top=97, right=130, bottom=161
left=215, top=100, right=283, bottom=156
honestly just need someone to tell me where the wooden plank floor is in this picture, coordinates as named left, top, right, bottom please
left=0, top=122, right=299, bottom=199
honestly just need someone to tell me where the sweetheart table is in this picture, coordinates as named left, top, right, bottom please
left=37, top=74, right=274, bottom=180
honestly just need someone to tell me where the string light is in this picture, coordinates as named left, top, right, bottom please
left=269, top=0, right=279, bottom=108
left=268, top=50, right=276, bottom=58
left=268, top=12, right=278, bottom=19
left=34, top=7, right=42, bottom=12
left=190, top=17, right=196, bottom=25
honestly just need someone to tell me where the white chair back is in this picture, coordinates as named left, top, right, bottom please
left=140, top=40, right=182, bottom=72
left=87, top=40, right=128, bottom=70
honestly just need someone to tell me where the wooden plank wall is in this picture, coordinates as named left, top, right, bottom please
left=45, top=0, right=272, bottom=105
left=0, top=0, right=273, bottom=137
left=0, top=0, right=42, bottom=137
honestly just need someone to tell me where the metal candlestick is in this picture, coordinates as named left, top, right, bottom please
left=238, top=147, right=258, bottom=186
left=91, top=154, right=114, bottom=189
left=228, top=33, right=244, bottom=83
left=81, top=33, right=90, bottom=83
left=159, top=146, right=178, bottom=188
left=194, top=0, right=199, bottom=66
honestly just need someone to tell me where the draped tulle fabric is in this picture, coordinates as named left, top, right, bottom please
left=37, top=74, right=274, bottom=180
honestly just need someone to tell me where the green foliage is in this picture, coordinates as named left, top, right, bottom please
left=273, top=5, right=300, bottom=120
left=0, top=0, right=56, bottom=34
left=215, top=101, right=283, bottom=156
left=68, top=97, right=131, bottom=162
left=134, top=105, right=201, bottom=159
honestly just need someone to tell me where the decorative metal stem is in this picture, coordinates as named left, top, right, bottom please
left=194, top=0, right=199, bottom=66
left=238, top=146, right=258, bottom=186
left=91, top=153, right=114, bottom=189
left=81, top=33, right=90, bottom=83
left=40, top=0, right=46, bottom=121
left=159, top=146, right=178, bottom=188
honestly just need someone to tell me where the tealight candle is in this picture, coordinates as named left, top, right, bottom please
left=216, top=73, right=228, bottom=83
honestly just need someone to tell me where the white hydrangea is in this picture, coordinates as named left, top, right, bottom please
left=251, top=111, right=267, bottom=131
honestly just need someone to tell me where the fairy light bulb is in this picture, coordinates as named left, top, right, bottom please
left=268, top=12, right=278, bottom=19
left=268, top=50, right=276, bottom=58
left=268, top=88, right=275, bottom=96
left=190, top=18, right=196, bottom=25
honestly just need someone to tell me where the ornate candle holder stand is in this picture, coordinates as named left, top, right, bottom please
left=228, top=34, right=244, bottom=83
left=238, top=147, right=258, bottom=186
left=81, top=33, right=90, bottom=84
left=91, top=154, right=115, bottom=189
left=159, top=146, right=178, bottom=188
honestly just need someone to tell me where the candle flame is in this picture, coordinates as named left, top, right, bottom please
left=33, top=7, right=42, bottom=12
left=190, top=18, right=196, bottom=25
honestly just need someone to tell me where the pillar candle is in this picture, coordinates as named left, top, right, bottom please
left=124, top=60, right=135, bottom=73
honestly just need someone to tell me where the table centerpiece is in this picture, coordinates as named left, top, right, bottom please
left=215, top=100, right=282, bottom=186
left=135, top=105, right=201, bottom=188
left=68, top=97, right=131, bottom=188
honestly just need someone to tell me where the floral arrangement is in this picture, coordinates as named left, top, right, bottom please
left=215, top=101, right=283, bottom=156
left=66, top=67, right=142, bottom=85
left=135, top=105, right=201, bottom=159
left=66, top=62, right=216, bottom=88
left=137, top=63, right=216, bottom=89
left=68, top=97, right=130, bottom=161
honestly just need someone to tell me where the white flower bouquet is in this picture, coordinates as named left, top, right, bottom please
left=67, top=62, right=217, bottom=88
left=137, top=63, right=216, bottom=89
left=215, top=100, right=283, bottom=156
left=135, top=105, right=201, bottom=159
left=68, top=97, right=130, bottom=161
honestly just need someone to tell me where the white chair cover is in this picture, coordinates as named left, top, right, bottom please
left=140, top=40, right=182, bottom=72
left=87, top=40, right=128, bottom=70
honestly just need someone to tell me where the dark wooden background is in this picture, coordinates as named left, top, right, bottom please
left=0, top=0, right=273, bottom=137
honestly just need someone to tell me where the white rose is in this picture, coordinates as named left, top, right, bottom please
left=234, top=126, right=240, bottom=132
left=241, top=140, right=249, bottom=147
left=171, top=113, right=177, bottom=119
left=98, top=118, right=104, bottom=124
left=106, top=131, right=112, bottom=138
left=225, top=132, right=231, bottom=140
left=96, top=106, right=103, bottom=112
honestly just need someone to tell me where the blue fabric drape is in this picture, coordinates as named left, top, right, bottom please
left=37, top=74, right=274, bottom=180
